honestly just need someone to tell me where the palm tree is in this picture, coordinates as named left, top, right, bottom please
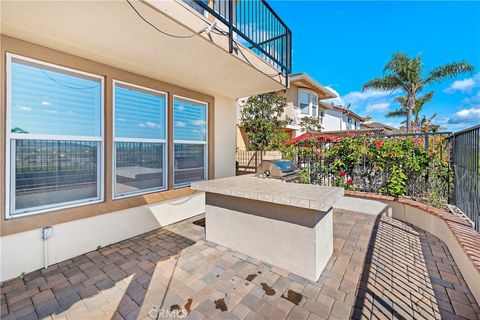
left=363, top=53, right=474, bottom=132
left=386, top=91, right=434, bottom=129
left=419, top=114, right=441, bottom=133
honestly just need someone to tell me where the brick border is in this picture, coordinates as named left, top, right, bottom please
left=345, top=190, right=480, bottom=273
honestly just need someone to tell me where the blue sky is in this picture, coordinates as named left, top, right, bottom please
left=269, top=1, right=480, bottom=131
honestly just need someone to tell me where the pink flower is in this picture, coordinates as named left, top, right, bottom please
left=374, top=140, right=383, bottom=149
left=389, top=151, right=396, bottom=157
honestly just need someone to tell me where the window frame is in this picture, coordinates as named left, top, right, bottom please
left=5, top=53, right=105, bottom=219
left=112, top=80, right=168, bottom=199
left=172, top=95, right=208, bottom=188
left=298, top=88, right=319, bottom=117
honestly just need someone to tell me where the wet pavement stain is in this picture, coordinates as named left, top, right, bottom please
left=281, top=290, right=303, bottom=305
left=260, top=283, right=276, bottom=296
left=170, top=304, right=182, bottom=314
left=184, top=299, right=193, bottom=314
left=257, top=271, right=262, bottom=274
left=214, top=298, right=228, bottom=311
left=246, top=274, right=257, bottom=282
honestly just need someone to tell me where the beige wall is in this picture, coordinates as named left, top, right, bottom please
left=214, top=95, right=237, bottom=178
left=0, top=36, right=240, bottom=281
left=0, top=192, right=205, bottom=281
left=0, top=36, right=220, bottom=236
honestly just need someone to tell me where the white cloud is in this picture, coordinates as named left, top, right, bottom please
left=365, top=103, right=390, bottom=113
left=190, top=119, right=206, bottom=126
left=139, top=121, right=161, bottom=128
left=17, top=105, right=32, bottom=112
left=175, top=121, right=186, bottom=128
left=342, top=90, right=398, bottom=104
left=41, top=101, right=51, bottom=106
left=324, top=86, right=344, bottom=105
left=448, top=107, right=480, bottom=124
left=177, top=105, right=185, bottom=112
left=145, top=121, right=159, bottom=128
left=323, top=88, right=399, bottom=115
left=444, top=73, right=480, bottom=94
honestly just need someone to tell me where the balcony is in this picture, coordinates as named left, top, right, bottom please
left=1, top=0, right=291, bottom=98
left=189, top=0, right=292, bottom=76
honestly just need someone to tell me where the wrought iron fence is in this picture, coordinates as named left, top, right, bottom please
left=236, top=150, right=282, bottom=174
left=449, top=125, right=480, bottom=231
left=192, top=0, right=292, bottom=79
left=294, top=132, right=452, bottom=207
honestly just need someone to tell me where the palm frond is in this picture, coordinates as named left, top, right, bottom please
left=386, top=108, right=407, bottom=118
left=425, top=61, right=475, bottom=84
left=383, top=53, right=422, bottom=86
left=394, top=96, right=407, bottom=106
left=428, top=112, right=438, bottom=122
left=413, top=91, right=435, bottom=115
left=362, top=75, right=404, bottom=92
left=384, top=53, right=410, bottom=74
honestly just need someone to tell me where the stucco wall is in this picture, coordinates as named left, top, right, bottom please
left=0, top=193, right=206, bottom=281
left=214, top=95, right=237, bottom=178
left=345, top=193, right=480, bottom=305
left=323, top=109, right=344, bottom=131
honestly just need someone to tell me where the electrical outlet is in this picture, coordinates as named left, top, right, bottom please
left=42, top=227, right=53, bottom=240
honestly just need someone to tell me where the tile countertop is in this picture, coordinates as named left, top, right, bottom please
left=191, top=175, right=344, bottom=213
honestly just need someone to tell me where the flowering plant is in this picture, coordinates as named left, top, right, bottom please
left=294, top=134, right=450, bottom=202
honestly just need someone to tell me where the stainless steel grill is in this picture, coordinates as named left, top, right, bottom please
left=256, top=160, right=300, bottom=183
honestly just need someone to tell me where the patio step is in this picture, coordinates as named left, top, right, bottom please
left=333, top=196, right=389, bottom=216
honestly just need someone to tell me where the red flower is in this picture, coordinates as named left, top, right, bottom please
left=347, top=178, right=353, bottom=185
left=389, top=151, right=396, bottom=157
left=374, top=140, right=383, bottom=149
left=412, top=137, right=424, bottom=147
left=339, top=170, right=346, bottom=177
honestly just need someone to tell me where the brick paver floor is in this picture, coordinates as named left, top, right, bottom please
left=1, top=211, right=479, bottom=320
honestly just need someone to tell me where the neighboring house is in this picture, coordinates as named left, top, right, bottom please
left=237, top=72, right=366, bottom=149
left=281, top=73, right=337, bottom=136
left=0, top=0, right=291, bottom=280
left=361, top=117, right=397, bottom=134
left=321, top=103, right=364, bottom=132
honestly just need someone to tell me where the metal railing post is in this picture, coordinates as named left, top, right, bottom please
left=228, top=0, right=233, bottom=53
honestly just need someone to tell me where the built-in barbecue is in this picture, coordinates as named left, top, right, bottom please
left=256, top=160, right=300, bottom=183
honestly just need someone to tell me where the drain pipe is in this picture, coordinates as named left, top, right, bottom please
left=42, top=227, right=53, bottom=269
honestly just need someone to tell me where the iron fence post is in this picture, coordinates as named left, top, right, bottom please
left=228, top=0, right=233, bottom=53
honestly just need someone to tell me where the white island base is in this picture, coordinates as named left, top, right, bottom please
left=205, top=193, right=333, bottom=282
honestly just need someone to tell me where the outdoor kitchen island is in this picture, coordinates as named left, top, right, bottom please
left=191, top=175, right=344, bottom=281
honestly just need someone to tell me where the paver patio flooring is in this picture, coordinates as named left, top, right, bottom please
left=1, top=211, right=479, bottom=320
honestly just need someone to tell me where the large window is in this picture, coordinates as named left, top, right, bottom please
left=6, top=54, right=104, bottom=217
left=173, top=96, right=208, bottom=187
left=113, top=81, right=167, bottom=198
left=299, top=89, right=318, bottom=116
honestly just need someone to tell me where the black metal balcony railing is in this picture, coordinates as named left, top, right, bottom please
left=193, top=0, right=292, bottom=79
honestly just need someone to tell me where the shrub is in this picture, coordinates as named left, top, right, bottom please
left=294, top=135, right=450, bottom=203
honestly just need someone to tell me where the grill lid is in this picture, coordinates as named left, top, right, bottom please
left=270, top=160, right=298, bottom=173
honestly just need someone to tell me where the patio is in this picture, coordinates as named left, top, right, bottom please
left=2, top=210, right=479, bottom=320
